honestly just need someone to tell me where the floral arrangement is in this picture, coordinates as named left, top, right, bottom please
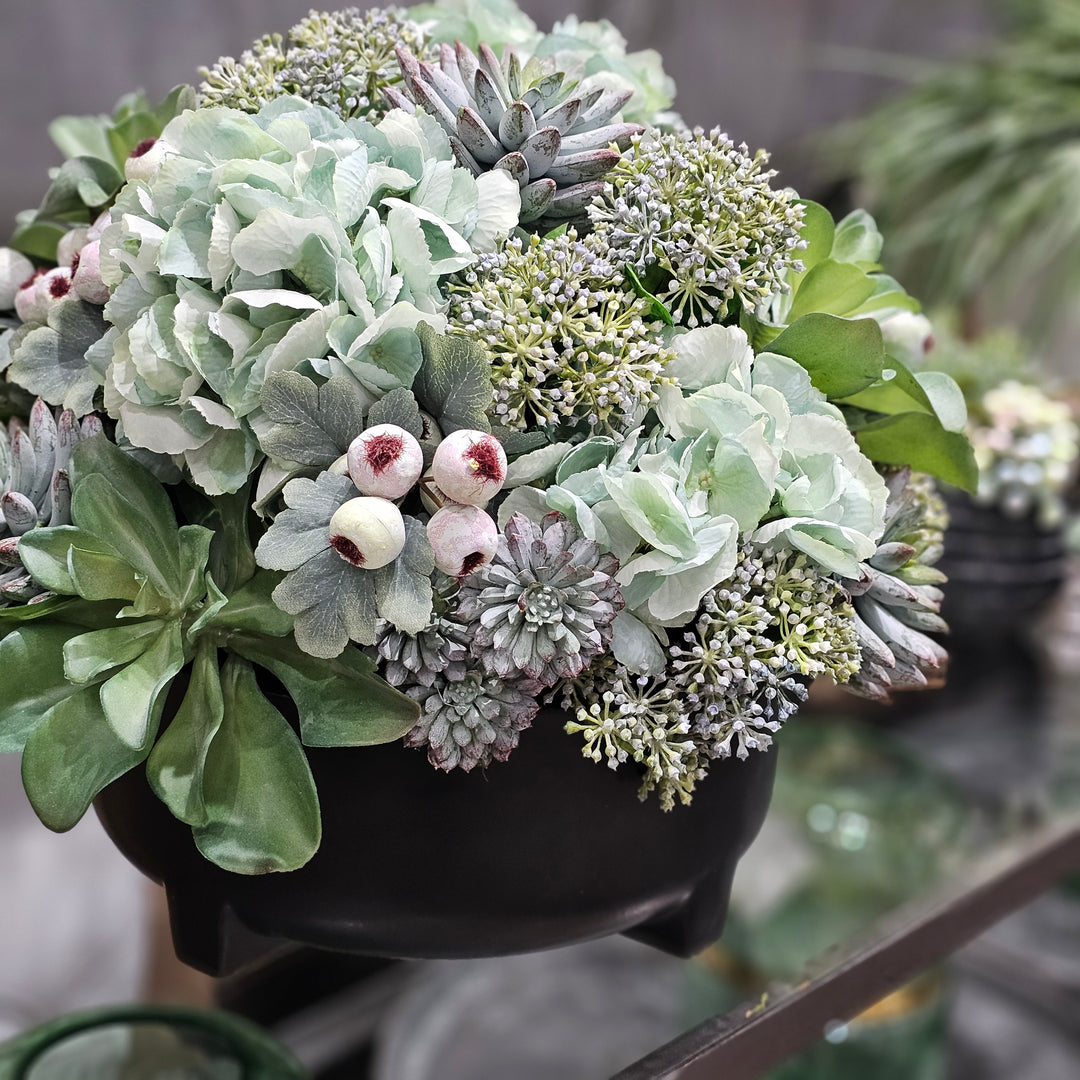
left=905, top=323, right=1080, bottom=529
left=0, top=0, right=975, bottom=871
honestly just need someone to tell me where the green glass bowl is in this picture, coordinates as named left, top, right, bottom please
left=0, top=1006, right=306, bottom=1080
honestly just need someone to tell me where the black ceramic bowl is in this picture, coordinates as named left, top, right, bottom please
left=95, top=703, right=776, bottom=976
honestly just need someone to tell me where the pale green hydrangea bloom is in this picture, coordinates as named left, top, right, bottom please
left=95, top=97, right=519, bottom=493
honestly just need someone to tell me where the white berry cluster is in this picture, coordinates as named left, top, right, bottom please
left=328, top=425, right=507, bottom=578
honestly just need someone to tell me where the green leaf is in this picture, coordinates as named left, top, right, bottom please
left=366, top=386, right=423, bottom=437
left=9, top=221, right=68, bottom=262
left=146, top=639, right=224, bottom=828
left=413, top=323, right=493, bottom=433
left=0, top=625, right=86, bottom=754
left=854, top=413, right=979, bottom=492
left=258, top=371, right=368, bottom=468
left=17, top=526, right=110, bottom=595
left=68, top=546, right=146, bottom=602
left=49, top=114, right=113, bottom=162
left=37, top=157, right=124, bottom=218
left=7, top=298, right=107, bottom=415
left=373, top=517, right=434, bottom=635
left=624, top=264, right=674, bottom=325
left=63, top=620, right=166, bottom=684
left=786, top=259, right=877, bottom=323
left=99, top=622, right=186, bottom=750
left=193, top=657, right=321, bottom=874
left=254, top=472, right=353, bottom=572
left=197, top=569, right=292, bottom=638
left=792, top=200, right=836, bottom=277
left=69, top=437, right=183, bottom=584
left=21, top=683, right=150, bottom=832
left=767, top=314, right=887, bottom=400
left=831, top=209, right=884, bottom=266
left=272, top=547, right=380, bottom=657
left=230, top=634, right=419, bottom=747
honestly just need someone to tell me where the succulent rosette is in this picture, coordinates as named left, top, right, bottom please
left=0, top=0, right=976, bottom=877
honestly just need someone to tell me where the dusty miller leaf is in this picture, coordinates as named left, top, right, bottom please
left=254, top=471, right=355, bottom=572
left=365, top=386, right=423, bottom=438
left=373, top=516, right=434, bottom=635
left=258, top=371, right=367, bottom=468
left=412, top=322, right=492, bottom=434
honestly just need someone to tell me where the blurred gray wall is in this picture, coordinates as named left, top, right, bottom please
left=0, top=0, right=993, bottom=233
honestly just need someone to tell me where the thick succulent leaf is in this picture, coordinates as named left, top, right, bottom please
left=412, top=322, right=493, bottom=433
left=146, top=640, right=225, bottom=827
left=373, top=517, right=435, bottom=635
left=62, top=620, right=166, bottom=684
left=193, top=658, right=320, bottom=874
left=0, top=625, right=88, bottom=754
left=99, top=621, right=185, bottom=751
left=195, top=569, right=292, bottom=638
left=231, top=634, right=419, bottom=747
left=21, top=681, right=151, bottom=832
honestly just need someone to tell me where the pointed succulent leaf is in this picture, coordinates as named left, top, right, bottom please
left=62, top=620, right=166, bottom=685
left=546, top=148, right=622, bottom=186
left=537, top=96, right=581, bottom=134
left=519, top=127, right=562, bottom=177
left=498, top=101, right=537, bottom=150
left=559, top=123, right=643, bottom=154
left=230, top=633, right=419, bottom=747
left=519, top=178, right=557, bottom=223
left=193, top=657, right=321, bottom=874
left=456, top=106, right=504, bottom=164
left=21, top=681, right=150, bottom=832
left=493, top=151, right=529, bottom=187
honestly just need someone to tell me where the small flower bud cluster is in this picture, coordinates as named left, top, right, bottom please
left=449, top=228, right=674, bottom=433
left=588, top=129, right=806, bottom=327
left=559, top=546, right=860, bottom=806
left=199, top=8, right=428, bottom=121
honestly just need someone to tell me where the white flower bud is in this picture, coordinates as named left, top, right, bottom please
left=879, top=311, right=935, bottom=367
left=125, top=137, right=170, bottom=183
left=34, top=267, right=74, bottom=318
left=427, top=503, right=499, bottom=577
left=328, top=453, right=350, bottom=476
left=14, top=269, right=50, bottom=324
left=328, top=496, right=406, bottom=569
left=0, top=248, right=34, bottom=311
left=56, top=227, right=89, bottom=268
left=347, top=424, right=424, bottom=499
left=86, top=210, right=112, bottom=243
left=72, top=240, right=110, bottom=305
left=431, top=429, right=507, bottom=506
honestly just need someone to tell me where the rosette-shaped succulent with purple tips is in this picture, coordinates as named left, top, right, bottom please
left=389, top=40, right=643, bottom=224
left=403, top=662, right=540, bottom=771
left=457, top=511, right=623, bottom=686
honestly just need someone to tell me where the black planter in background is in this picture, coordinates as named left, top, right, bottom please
left=95, top=706, right=777, bottom=977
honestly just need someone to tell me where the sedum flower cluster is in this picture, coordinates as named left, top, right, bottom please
left=200, top=7, right=430, bottom=121
left=450, top=228, right=673, bottom=431
left=0, top=0, right=976, bottom=856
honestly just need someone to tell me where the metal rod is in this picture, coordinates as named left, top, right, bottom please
left=612, top=811, right=1080, bottom=1080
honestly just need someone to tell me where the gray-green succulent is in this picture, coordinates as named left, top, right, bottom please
left=402, top=660, right=540, bottom=771
left=843, top=468, right=950, bottom=700
left=389, top=40, right=642, bottom=224
left=0, top=401, right=101, bottom=605
left=456, top=510, right=623, bottom=686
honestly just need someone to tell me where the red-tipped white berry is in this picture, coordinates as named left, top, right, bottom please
left=14, top=269, right=49, bottom=324
left=72, top=240, right=109, bottom=305
left=86, top=210, right=112, bottom=243
left=0, top=248, right=34, bottom=311
left=125, top=137, right=170, bottom=183
left=431, top=429, right=507, bottom=506
left=328, top=453, right=350, bottom=476
left=328, top=497, right=406, bottom=569
left=347, top=424, right=424, bottom=499
left=427, top=503, right=499, bottom=577
left=56, top=227, right=89, bottom=268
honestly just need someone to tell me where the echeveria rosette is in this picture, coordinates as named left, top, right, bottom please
left=90, top=97, right=519, bottom=494
left=456, top=510, right=623, bottom=685
left=255, top=470, right=436, bottom=659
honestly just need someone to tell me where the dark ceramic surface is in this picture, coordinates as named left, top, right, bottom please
left=95, top=706, right=777, bottom=976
